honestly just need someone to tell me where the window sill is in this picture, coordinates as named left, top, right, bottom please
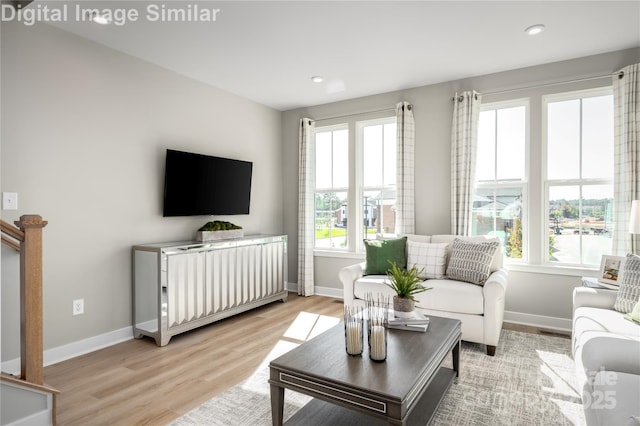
left=314, top=250, right=365, bottom=260
left=505, top=262, right=599, bottom=277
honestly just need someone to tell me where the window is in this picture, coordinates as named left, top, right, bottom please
left=314, top=116, right=397, bottom=252
left=360, top=118, right=397, bottom=243
left=472, top=102, right=528, bottom=260
left=544, top=89, right=614, bottom=266
left=314, top=125, right=348, bottom=249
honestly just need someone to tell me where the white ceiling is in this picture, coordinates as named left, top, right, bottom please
left=43, top=1, right=640, bottom=111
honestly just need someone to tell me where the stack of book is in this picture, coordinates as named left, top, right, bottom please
left=387, top=311, right=430, bottom=332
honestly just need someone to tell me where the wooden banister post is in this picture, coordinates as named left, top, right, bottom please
left=15, top=214, right=48, bottom=385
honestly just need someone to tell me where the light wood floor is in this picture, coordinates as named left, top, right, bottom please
left=44, top=293, right=345, bottom=425
left=44, top=294, right=569, bottom=425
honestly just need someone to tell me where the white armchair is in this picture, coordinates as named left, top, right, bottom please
left=339, top=234, right=508, bottom=356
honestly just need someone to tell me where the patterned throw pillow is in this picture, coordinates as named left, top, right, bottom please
left=407, top=241, right=449, bottom=279
left=445, top=238, right=500, bottom=286
left=363, top=237, right=407, bottom=275
left=614, top=253, right=640, bottom=313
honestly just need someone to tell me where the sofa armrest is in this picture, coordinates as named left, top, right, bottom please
left=573, top=287, right=618, bottom=311
left=482, top=268, right=509, bottom=347
left=339, top=262, right=366, bottom=306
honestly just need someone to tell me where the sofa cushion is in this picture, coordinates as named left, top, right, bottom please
left=415, top=279, right=484, bottom=315
left=574, top=307, right=640, bottom=342
left=445, top=238, right=500, bottom=286
left=614, top=253, right=640, bottom=313
left=407, top=240, right=449, bottom=279
left=353, top=276, right=484, bottom=315
left=363, top=237, right=407, bottom=275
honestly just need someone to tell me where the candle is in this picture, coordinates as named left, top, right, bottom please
left=369, top=325, right=386, bottom=361
left=345, top=321, right=363, bottom=355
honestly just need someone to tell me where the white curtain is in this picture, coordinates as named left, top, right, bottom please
left=450, top=91, right=481, bottom=236
left=396, top=101, right=415, bottom=235
left=612, top=63, right=640, bottom=255
left=298, top=118, right=315, bottom=296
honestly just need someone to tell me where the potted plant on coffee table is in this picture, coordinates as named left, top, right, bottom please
left=385, top=261, right=431, bottom=319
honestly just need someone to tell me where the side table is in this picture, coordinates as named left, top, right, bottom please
left=581, top=276, right=618, bottom=290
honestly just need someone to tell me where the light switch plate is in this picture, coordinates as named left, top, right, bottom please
left=2, top=192, right=18, bottom=210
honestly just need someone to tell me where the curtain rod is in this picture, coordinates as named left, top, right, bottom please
left=311, top=106, right=398, bottom=123
left=477, top=71, right=624, bottom=98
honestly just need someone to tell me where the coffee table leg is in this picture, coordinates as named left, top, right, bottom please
left=452, top=340, right=460, bottom=377
left=270, top=384, right=284, bottom=426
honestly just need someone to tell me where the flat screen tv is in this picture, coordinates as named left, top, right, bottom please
left=163, top=149, right=253, bottom=217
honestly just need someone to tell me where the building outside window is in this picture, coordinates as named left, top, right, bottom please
left=544, top=88, right=614, bottom=266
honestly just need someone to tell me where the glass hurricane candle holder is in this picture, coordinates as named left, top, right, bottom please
left=366, top=293, right=389, bottom=362
left=344, top=306, right=363, bottom=356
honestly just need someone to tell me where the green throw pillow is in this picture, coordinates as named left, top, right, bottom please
left=364, top=237, right=407, bottom=275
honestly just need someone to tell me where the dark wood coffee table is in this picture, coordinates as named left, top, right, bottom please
left=269, top=315, right=461, bottom=425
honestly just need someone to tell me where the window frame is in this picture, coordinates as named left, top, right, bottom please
left=355, top=116, right=398, bottom=253
left=542, top=86, right=614, bottom=267
left=313, top=124, right=349, bottom=251
left=313, top=114, right=397, bottom=256
left=473, top=99, right=530, bottom=263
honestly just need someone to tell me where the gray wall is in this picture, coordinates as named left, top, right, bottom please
left=1, top=22, right=283, bottom=361
left=282, top=48, right=640, bottom=327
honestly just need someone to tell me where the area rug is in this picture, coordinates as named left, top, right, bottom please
left=170, top=329, right=585, bottom=425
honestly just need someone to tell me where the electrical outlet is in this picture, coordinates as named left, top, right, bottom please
left=73, top=299, right=84, bottom=316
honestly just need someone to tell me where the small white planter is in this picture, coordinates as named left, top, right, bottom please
left=196, top=229, right=243, bottom=242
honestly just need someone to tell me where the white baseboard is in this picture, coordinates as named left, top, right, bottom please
left=504, top=310, right=572, bottom=333
left=1, top=326, right=133, bottom=375
left=286, top=283, right=343, bottom=299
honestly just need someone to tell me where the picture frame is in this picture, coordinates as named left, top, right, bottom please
left=598, top=255, right=625, bottom=285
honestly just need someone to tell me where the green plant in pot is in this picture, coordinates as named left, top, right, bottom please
left=385, top=261, right=431, bottom=318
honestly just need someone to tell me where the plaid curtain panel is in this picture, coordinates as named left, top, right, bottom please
left=297, top=118, right=315, bottom=296
left=396, top=101, right=415, bottom=235
left=612, top=63, right=640, bottom=256
left=450, top=91, right=481, bottom=236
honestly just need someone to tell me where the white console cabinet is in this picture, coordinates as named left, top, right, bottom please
left=132, top=234, right=287, bottom=346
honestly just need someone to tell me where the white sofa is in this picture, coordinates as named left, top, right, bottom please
left=339, top=234, right=508, bottom=356
left=572, top=287, right=640, bottom=425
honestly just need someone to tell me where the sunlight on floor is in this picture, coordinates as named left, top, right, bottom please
left=537, top=349, right=585, bottom=425
left=250, top=311, right=341, bottom=377
left=283, top=311, right=340, bottom=342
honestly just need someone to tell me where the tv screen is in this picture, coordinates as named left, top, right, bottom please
left=163, top=149, right=253, bottom=217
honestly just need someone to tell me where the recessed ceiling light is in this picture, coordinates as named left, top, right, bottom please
left=311, top=76, right=324, bottom=83
left=525, top=24, right=545, bottom=36
left=90, top=12, right=111, bottom=25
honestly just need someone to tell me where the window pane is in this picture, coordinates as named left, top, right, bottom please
left=477, top=110, right=496, bottom=181
left=581, top=185, right=613, bottom=264
left=472, top=187, right=523, bottom=259
left=582, top=95, right=614, bottom=179
left=363, top=125, right=383, bottom=187
left=333, top=129, right=349, bottom=188
left=383, top=123, right=397, bottom=187
left=548, top=185, right=612, bottom=265
left=315, top=191, right=348, bottom=249
left=547, top=99, right=580, bottom=180
left=363, top=190, right=396, bottom=240
left=496, top=106, right=525, bottom=180
left=315, top=131, right=332, bottom=189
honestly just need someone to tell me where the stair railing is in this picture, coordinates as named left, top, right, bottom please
left=1, top=215, right=48, bottom=385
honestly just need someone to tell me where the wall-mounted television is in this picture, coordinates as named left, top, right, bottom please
left=163, top=149, right=253, bottom=217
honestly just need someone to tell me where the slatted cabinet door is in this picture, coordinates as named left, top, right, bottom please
left=166, top=251, right=206, bottom=327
